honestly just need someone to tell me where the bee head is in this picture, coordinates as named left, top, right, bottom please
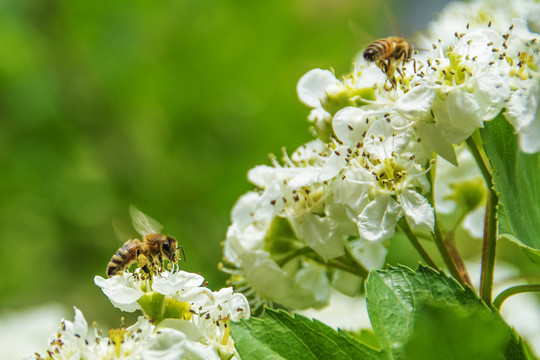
left=363, top=48, right=380, bottom=62
left=161, top=236, right=179, bottom=262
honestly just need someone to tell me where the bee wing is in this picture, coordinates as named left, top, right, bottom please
left=129, top=205, right=164, bottom=236
left=112, top=217, right=138, bottom=244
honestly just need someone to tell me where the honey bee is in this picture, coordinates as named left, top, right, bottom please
left=107, top=206, right=184, bottom=277
left=363, top=36, right=414, bottom=88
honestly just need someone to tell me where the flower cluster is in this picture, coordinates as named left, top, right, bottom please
left=30, top=308, right=186, bottom=360
left=221, top=0, right=540, bottom=311
left=31, top=269, right=250, bottom=360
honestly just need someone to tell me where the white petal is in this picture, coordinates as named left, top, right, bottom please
left=349, top=239, right=388, bottom=270
left=332, top=107, right=371, bottom=145
left=364, top=119, right=412, bottom=159
left=519, top=117, right=540, bottom=153
left=158, top=319, right=203, bottom=342
left=475, top=70, right=510, bottom=121
left=291, top=139, right=326, bottom=163
left=297, top=69, right=337, bottom=107
left=319, top=147, right=347, bottom=182
left=447, top=91, right=483, bottom=130
left=247, top=165, right=278, bottom=188
left=357, top=196, right=401, bottom=242
left=241, top=251, right=322, bottom=309
left=295, top=266, right=330, bottom=308
left=333, top=173, right=371, bottom=211
left=394, top=84, right=436, bottom=119
left=433, top=96, right=477, bottom=145
left=152, top=271, right=205, bottom=296
left=288, top=168, right=323, bottom=188
left=289, top=213, right=345, bottom=261
left=330, top=270, right=363, bottom=297
left=399, top=189, right=435, bottom=231
left=142, top=328, right=186, bottom=360
left=454, top=29, right=501, bottom=65
left=72, top=307, right=88, bottom=340
left=94, top=275, right=144, bottom=310
left=416, top=121, right=457, bottom=165
left=225, top=293, right=251, bottom=321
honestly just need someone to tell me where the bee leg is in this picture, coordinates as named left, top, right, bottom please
left=141, top=264, right=151, bottom=275
left=375, top=59, right=386, bottom=73
left=385, top=60, right=397, bottom=89
left=157, top=253, right=164, bottom=271
left=390, top=76, right=397, bottom=89
left=137, top=254, right=146, bottom=268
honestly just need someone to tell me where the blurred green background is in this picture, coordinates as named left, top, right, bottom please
left=0, top=0, right=452, bottom=325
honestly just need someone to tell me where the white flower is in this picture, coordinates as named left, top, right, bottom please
left=246, top=144, right=347, bottom=261
left=419, top=0, right=540, bottom=50
left=417, top=2, right=540, bottom=153
left=94, top=272, right=145, bottom=312
left=159, top=287, right=250, bottom=360
left=94, top=269, right=250, bottom=359
left=31, top=308, right=187, bottom=360
left=413, top=28, right=512, bottom=146
left=329, top=117, right=434, bottom=242
left=505, top=78, right=540, bottom=153
left=297, top=69, right=340, bottom=108
left=222, top=188, right=333, bottom=310
left=223, top=191, right=273, bottom=265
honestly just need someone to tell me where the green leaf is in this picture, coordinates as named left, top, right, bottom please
left=365, top=264, right=528, bottom=360
left=230, top=308, right=384, bottom=360
left=480, top=115, right=540, bottom=260
left=403, top=304, right=510, bottom=360
left=366, top=264, right=485, bottom=358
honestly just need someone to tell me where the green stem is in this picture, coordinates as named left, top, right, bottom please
left=275, top=246, right=313, bottom=268
left=432, top=221, right=471, bottom=286
left=276, top=246, right=369, bottom=278
left=343, top=240, right=371, bottom=277
left=466, top=135, right=498, bottom=305
left=398, top=218, right=438, bottom=270
left=465, top=137, right=491, bottom=185
left=326, top=258, right=369, bottom=278
left=480, top=187, right=498, bottom=305
left=493, top=284, right=540, bottom=311
left=429, top=161, right=472, bottom=287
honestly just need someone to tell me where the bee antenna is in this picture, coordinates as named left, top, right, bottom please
left=179, top=246, right=187, bottom=262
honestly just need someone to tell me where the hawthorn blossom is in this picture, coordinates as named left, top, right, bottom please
left=94, top=268, right=250, bottom=359
left=416, top=2, right=540, bottom=153
left=221, top=189, right=334, bottom=311
left=30, top=308, right=186, bottom=360
left=221, top=0, right=540, bottom=315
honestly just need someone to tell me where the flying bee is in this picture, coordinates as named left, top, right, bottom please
left=363, top=36, right=414, bottom=88
left=107, top=206, right=185, bottom=277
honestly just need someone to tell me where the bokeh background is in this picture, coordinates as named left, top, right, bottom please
left=0, top=0, right=456, bottom=344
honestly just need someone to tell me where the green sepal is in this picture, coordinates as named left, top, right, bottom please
left=322, top=87, right=375, bottom=115
left=162, top=298, right=192, bottom=321
left=264, top=216, right=301, bottom=257
left=137, top=291, right=165, bottom=323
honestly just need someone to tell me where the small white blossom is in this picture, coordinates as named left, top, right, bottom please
left=31, top=308, right=187, bottom=360
left=94, top=268, right=249, bottom=359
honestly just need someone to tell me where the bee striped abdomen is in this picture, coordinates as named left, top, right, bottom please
left=106, top=240, right=140, bottom=277
left=363, top=41, right=391, bottom=62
